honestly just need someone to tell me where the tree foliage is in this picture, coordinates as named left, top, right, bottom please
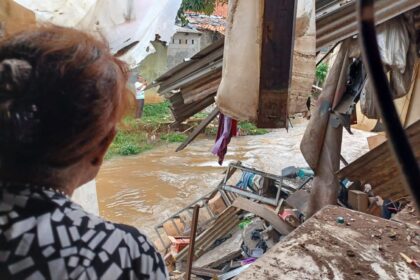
left=178, top=0, right=228, bottom=26
left=315, top=63, right=329, bottom=86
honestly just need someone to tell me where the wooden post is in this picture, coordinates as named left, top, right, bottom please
left=257, top=0, right=297, bottom=128
left=185, top=205, right=200, bottom=280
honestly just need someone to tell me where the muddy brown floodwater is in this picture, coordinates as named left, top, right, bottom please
left=96, top=121, right=374, bottom=240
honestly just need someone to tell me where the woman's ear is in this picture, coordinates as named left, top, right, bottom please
left=91, top=128, right=116, bottom=166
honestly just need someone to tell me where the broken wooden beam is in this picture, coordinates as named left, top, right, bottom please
left=191, top=267, right=222, bottom=278
left=186, top=205, right=200, bottom=280
left=176, top=107, right=219, bottom=152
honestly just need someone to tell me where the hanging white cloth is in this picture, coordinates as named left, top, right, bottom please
left=14, top=0, right=182, bottom=67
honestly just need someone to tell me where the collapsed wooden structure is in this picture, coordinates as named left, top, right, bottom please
left=153, top=0, right=420, bottom=130
left=153, top=40, right=223, bottom=126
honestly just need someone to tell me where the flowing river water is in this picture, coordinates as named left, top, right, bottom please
left=96, top=121, right=373, bottom=241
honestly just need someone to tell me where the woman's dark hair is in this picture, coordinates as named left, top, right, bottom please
left=0, top=26, right=131, bottom=168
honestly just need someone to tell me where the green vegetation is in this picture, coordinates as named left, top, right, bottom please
left=316, top=63, right=329, bottom=86
left=105, top=102, right=173, bottom=159
left=239, top=121, right=269, bottom=135
left=141, top=101, right=172, bottom=127
left=160, top=132, right=188, bottom=143
left=105, top=102, right=269, bottom=160
left=105, top=131, right=152, bottom=159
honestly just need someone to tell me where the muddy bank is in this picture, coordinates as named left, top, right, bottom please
left=96, top=122, right=374, bottom=239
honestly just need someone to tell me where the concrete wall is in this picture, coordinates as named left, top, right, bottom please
left=167, top=32, right=202, bottom=69
left=138, top=41, right=169, bottom=83
left=200, top=30, right=224, bottom=49
left=135, top=41, right=169, bottom=103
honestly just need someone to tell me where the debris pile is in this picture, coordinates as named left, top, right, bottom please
left=153, top=161, right=418, bottom=279
left=153, top=162, right=314, bottom=279
left=238, top=206, right=420, bottom=279
left=338, top=179, right=411, bottom=220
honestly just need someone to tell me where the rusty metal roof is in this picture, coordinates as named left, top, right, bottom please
left=316, top=0, right=420, bottom=50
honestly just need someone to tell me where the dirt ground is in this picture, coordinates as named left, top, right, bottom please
left=237, top=206, right=420, bottom=280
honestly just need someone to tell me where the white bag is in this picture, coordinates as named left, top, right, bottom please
left=215, top=0, right=264, bottom=121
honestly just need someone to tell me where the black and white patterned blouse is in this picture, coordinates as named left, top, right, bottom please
left=0, top=184, right=168, bottom=279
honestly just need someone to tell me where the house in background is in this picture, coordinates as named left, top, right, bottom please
left=167, top=27, right=202, bottom=70
left=137, top=5, right=227, bottom=104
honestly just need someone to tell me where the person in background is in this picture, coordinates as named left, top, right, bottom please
left=0, top=26, right=167, bottom=279
left=135, top=77, right=147, bottom=119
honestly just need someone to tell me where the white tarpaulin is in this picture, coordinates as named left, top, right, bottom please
left=14, top=0, right=182, bottom=67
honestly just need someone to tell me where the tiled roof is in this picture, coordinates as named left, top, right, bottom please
left=175, top=26, right=202, bottom=34
left=185, top=12, right=226, bottom=34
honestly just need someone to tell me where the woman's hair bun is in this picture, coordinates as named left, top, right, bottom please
left=0, top=59, right=32, bottom=96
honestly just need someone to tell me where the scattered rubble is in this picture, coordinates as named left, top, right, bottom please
left=152, top=161, right=418, bottom=279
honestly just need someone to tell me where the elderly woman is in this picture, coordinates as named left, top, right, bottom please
left=0, top=26, right=167, bottom=279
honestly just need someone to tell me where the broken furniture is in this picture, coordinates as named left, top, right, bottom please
left=159, top=161, right=310, bottom=279
left=154, top=163, right=242, bottom=252
left=220, top=162, right=297, bottom=207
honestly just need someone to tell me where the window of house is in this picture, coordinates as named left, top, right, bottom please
left=192, top=39, right=195, bottom=45
left=179, top=39, right=182, bottom=44
left=185, top=39, right=188, bottom=44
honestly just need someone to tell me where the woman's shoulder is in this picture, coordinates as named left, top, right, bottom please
left=63, top=206, right=168, bottom=279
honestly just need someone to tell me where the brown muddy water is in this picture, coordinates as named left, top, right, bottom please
left=96, top=121, right=374, bottom=240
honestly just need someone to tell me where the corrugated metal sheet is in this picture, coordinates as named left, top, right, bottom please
left=316, top=0, right=341, bottom=11
left=154, top=40, right=224, bottom=125
left=154, top=39, right=224, bottom=85
left=337, top=120, right=420, bottom=200
left=316, top=0, right=420, bottom=50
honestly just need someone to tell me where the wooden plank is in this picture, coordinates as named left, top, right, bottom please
left=175, top=207, right=239, bottom=261
left=257, top=0, right=297, bottom=128
left=186, top=205, right=200, bottom=280
left=159, top=47, right=223, bottom=89
left=232, top=197, right=294, bottom=235
left=176, top=108, right=219, bottom=152
left=194, top=230, right=243, bottom=269
left=183, top=78, right=221, bottom=104
left=337, top=120, right=420, bottom=199
left=181, top=71, right=221, bottom=95
left=156, top=40, right=224, bottom=85
left=367, top=134, right=387, bottom=150
left=158, top=60, right=223, bottom=95
left=171, top=94, right=216, bottom=124
left=191, top=267, right=222, bottom=278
